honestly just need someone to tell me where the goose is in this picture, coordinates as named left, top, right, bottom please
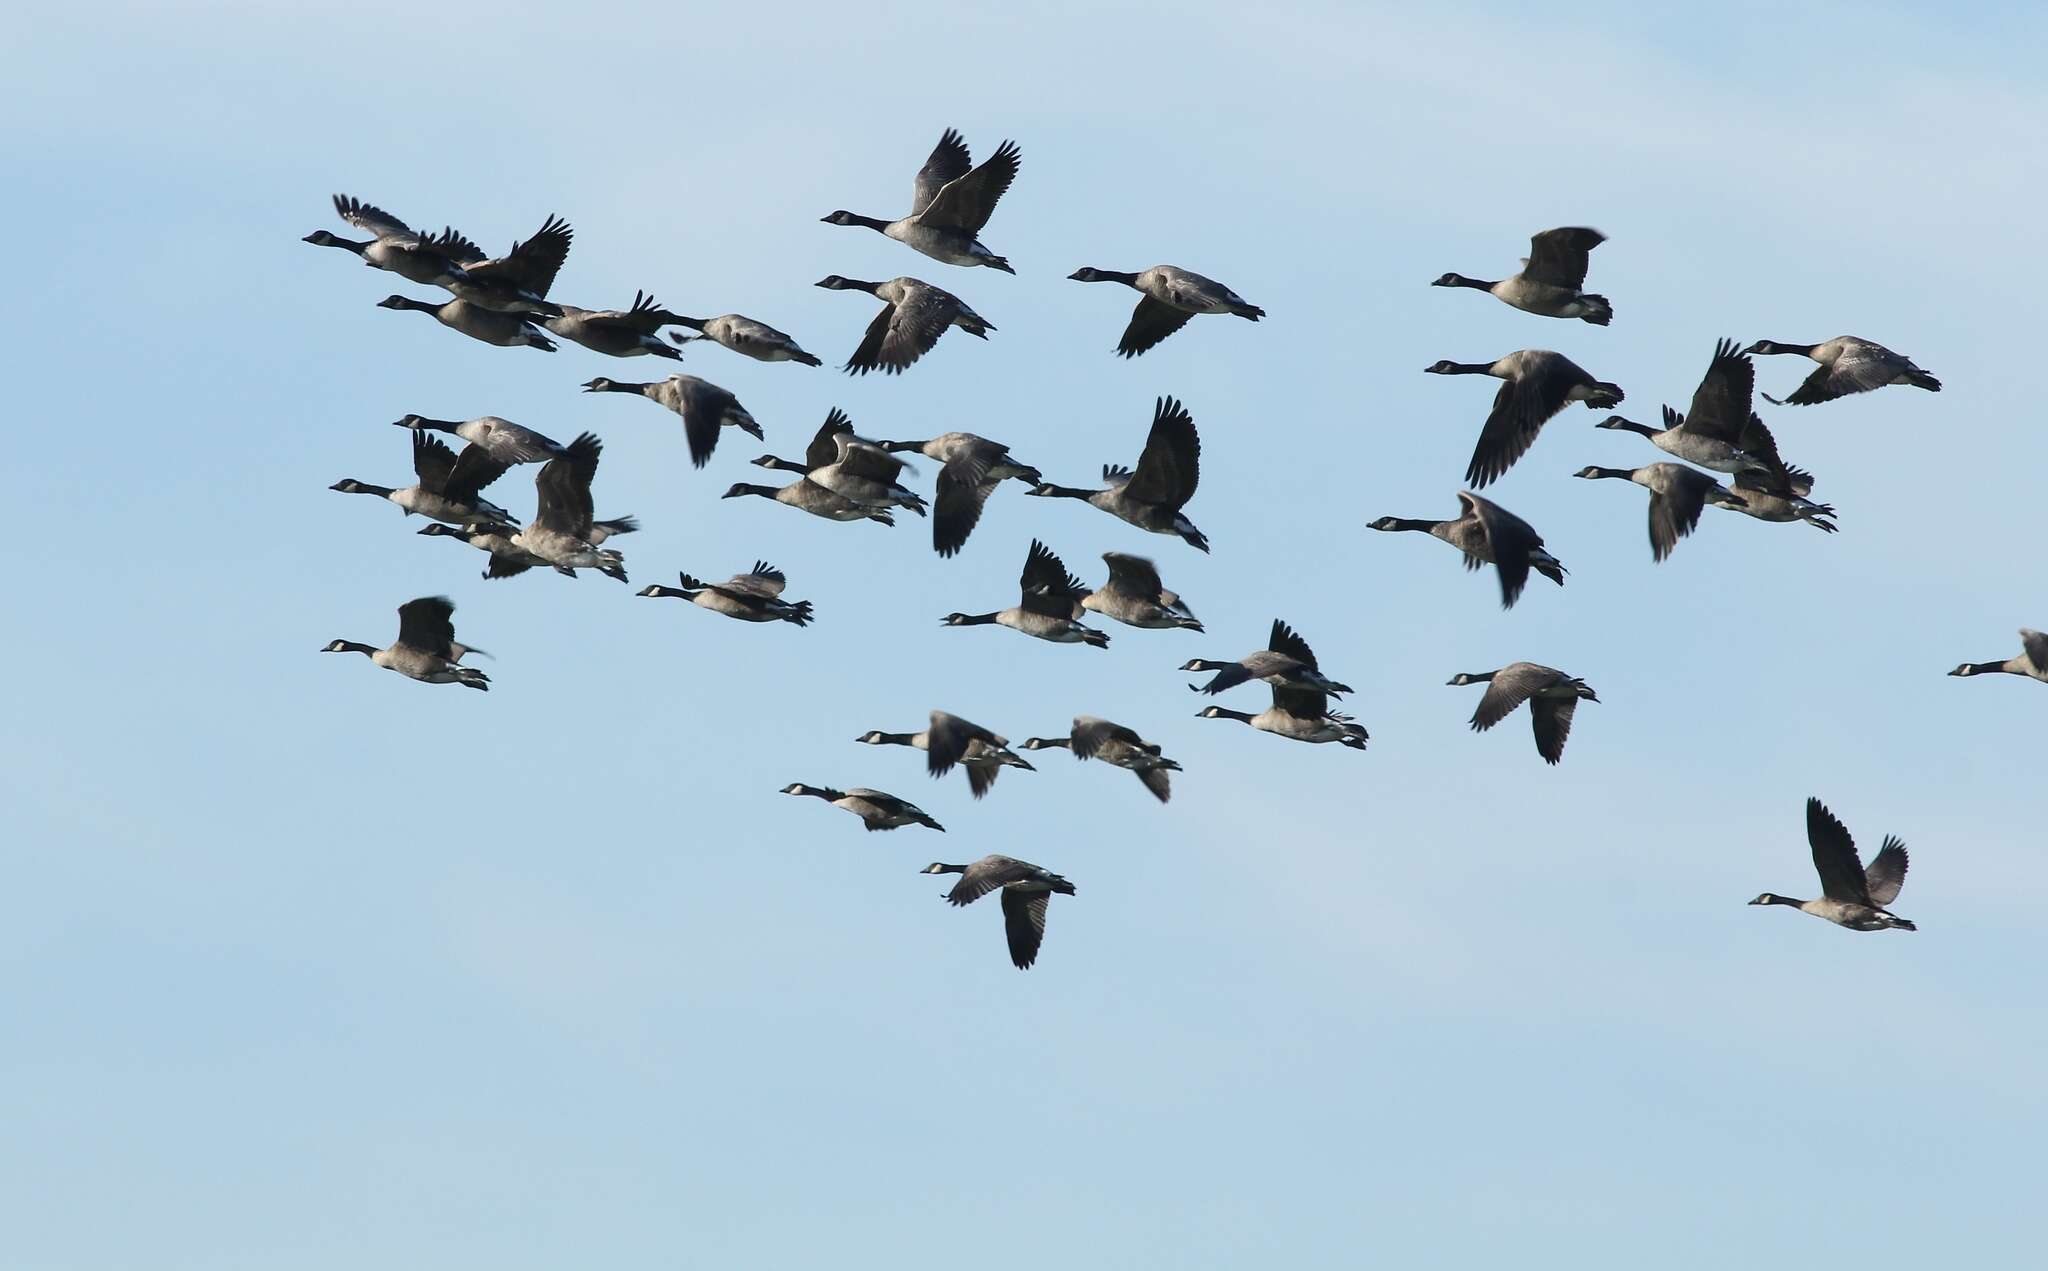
left=541, top=291, right=688, bottom=358
left=330, top=431, right=515, bottom=526
left=1431, top=227, right=1611, bottom=324
left=1021, top=717, right=1180, bottom=803
left=874, top=432, right=1040, bottom=558
left=305, top=195, right=470, bottom=288
left=432, top=214, right=572, bottom=315
left=1081, top=552, right=1201, bottom=631
left=752, top=410, right=928, bottom=516
left=393, top=414, right=566, bottom=464
left=508, top=432, right=628, bottom=581
left=921, top=856, right=1073, bottom=970
left=1445, top=663, right=1598, bottom=765
left=581, top=375, right=761, bottom=469
left=376, top=295, right=556, bottom=350
left=942, top=539, right=1108, bottom=647
left=822, top=128, right=1020, bottom=272
left=1368, top=492, right=1566, bottom=609
left=1195, top=681, right=1369, bottom=750
left=1572, top=463, right=1724, bottom=562
left=666, top=314, right=820, bottom=365
left=782, top=784, right=943, bottom=832
left=1182, top=619, right=1352, bottom=696
left=321, top=596, right=489, bottom=691
left=1594, top=340, right=1787, bottom=475
left=1026, top=396, right=1208, bottom=551
left=857, top=711, right=1034, bottom=799
left=639, top=561, right=813, bottom=625
left=815, top=275, right=993, bottom=374
left=1067, top=266, right=1264, bottom=357
left=1708, top=449, right=1838, bottom=532
left=1948, top=629, right=2048, bottom=683
left=722, top=476, right=896, bottom=525
left=1750, top=798, right=1916, bottom=932
left=1746, top=337, right=1940, bottom=406
left=418, top=516, right=636, bottom=579
left=1426, top=351, right=1624, bottom=488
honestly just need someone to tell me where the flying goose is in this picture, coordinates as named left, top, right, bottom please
left=922, top=856, right=1073, bottom=970
left=376, top=294, right=556, bottom=350
left=581, top=375, right=761, bottom=469
left=782, top=784, right=944, bottom=832
left=666, top=314, right=820, bottom=365
left=752, top=410, right=927, bottom=516
left=816, top=275, right=993, bottom=374
left=1426, top=351, right=1624, bottom=488
left=822, top=128, right=1021, bottom=272
left=1067, top=266, right=1264, bottom=357
left=639, top=561, right=813, bottom=625
left=1021, top=717, right=1180, bottom=803
left=1431, top=227, right=1611, bottom=324
left=1708, top=448, right=1838, bottom=532
left=1746, top=337, right=1940, bottom=406
left=432, top=214, right=572, bottom=315
left=1026, top=396, right=1208, bottom=551
left=508, top=432, right=627, bottom=581
left=875, top=432, right=1040, bottom=557
left=1182, top=619, right=1352, bottom=696
left=722, top=476, right=896, bottom=525
left=1948, top=629, right=2048, bottom=683
left=393, top=414, right=566, bottom=464
left=1572, top=463, right=1724, bottom=562
left=1446, top=663, right=1597, bottom=765
left=321, top=596, right=489, bottom=691
left=1594, top=340, right=1787, bottom=475
left=305, top=195, right=470, bottom=288
left=418, top=516, right=636, bottom=579
left=857, top=711, right=1034, bottom=798
left=1081, top=552, right=1201, bottom=631
left=1195, top=681, right=1369, bottom=750
left=331, top=431, right=515, bottom=526
left=541, top=291, right=688, bottom=358
left=1368, top=492, right=1566, bottom=609
left=942, top=540, right=1108, bottom=647
left=1750, top=799, right=1916, bottom=931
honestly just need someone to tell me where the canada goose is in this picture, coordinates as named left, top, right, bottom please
left=376, top=295, right=556, bottom=350
left=1067, top=266, right=1264, bottom=357
left=1368, top=492, right=1566, bottom=609
left=1708, top=448, right=1838, bottom=532
left=1750, top=799, right=1916, bottom=932
left=1746, top=337, right=1940, bottom=406
left=1021, top=717, right=1180, bottom=803
left=541, top=291, right=687, bottom=358
left=942, top=540, right=1108, bottom=647
left=1445, top=663, right=1597, bottom=765
left=1026, top=396, right=1207, bottom=551
left=1182, top=619, right=1352, bottom=696
left=1082, top=552, right=1201, bottom=631
left=321, top=596, right=489, bottom=691
left=781, top=784, right=943, bottom=832
left=722, top=477, right=896, bottom=525
left=418, top=516, right=636, bottom=579
left=816, top=275, right=993, bottom=374
left=1595, top=340, right=1787, bottom=475
left=1948, top=629, right=2048, bottom=683
left=1195, top=682, right=1369, bottom=750
left=1572, top=463, right=1724, bottom=562
left=508, top=433, right=628, bottom=581
left=639, top=561, right=813, bottom=625
left=921, top=856, right=1073, bottom=970
left=432, top=214, right=572, bottom=315
left=330, top=431, right=515, bottom=527
left=666, top=314, right=820, bottom=365
left=1426, top=351, right=1624, bottom=488
left=393, top=414, right=566, bottom=464
left=581, top=375, right=761, bottom=469
left=1431, top=227, right=1611, bottom=324
left=857, top=711, right=1034, bottom=799
left=822, top=128, right=1020, bottom=272
left=752, top=410, right=928, bottom=516
left=305, top=195, right=470, bottom=288
left=875, top=433, right=1040, bottom=558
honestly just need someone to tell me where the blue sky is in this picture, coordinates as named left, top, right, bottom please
left=8, top=2, right=2046, bottom=1266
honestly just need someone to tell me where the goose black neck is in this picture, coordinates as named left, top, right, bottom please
left=843, top=214, right=892, bottom=232
left=872, top=732, right=918, bottom=746
left=1437, top=362, right=1494, bottom=375
left=310, top=234, right=368, bottom=255
left=333, top=641, right=377, bottom=656
left=950, top=612, right=1000, bottom=626
left=335, top=481, right=396, bottom=498
left=1085, top=269, right=1140, bottom=285
left=1037, top=484, right=1095, bottom=500
left=1439, top=274, right=1495, bottom=291
left=1605, top=419, right=1658, bottom=437
left=1580, top=467, right=1632, bottom=480
left=1207, top=707, right=1256, bottom=723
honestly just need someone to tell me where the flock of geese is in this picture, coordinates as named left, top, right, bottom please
left=309, top=128, right=2006, bottom=969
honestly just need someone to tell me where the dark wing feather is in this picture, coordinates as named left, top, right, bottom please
left=333, top=195, right=416, bottom=242
left=484, top=555, right=534, bottom=579
left=926, top=711, right=995, bottom=779
left=1464, top=493, right=1538, bottom=609
left=533, top=432, right=600, bottom=536
left=679, top=380, right=742, bottom=469
left=1271, top=683, right=1330, bottom=720
left=1000, top=887, right=1050, bottom=969
left=1806, top=798, right=1874, bottom=904
left=1018, top=540, right=1085, bottom=617
left=1136, top=767, right=1172, bottom=804
left=1123, top=397, right=1200, bottom=509
left=1520, top=227, right=1604, bottom=289
left=1528, top=696, right=1578, bottom=764
left=933, top=467, right=998, bottom=558
left=918, top=139, right=1020, bottom=234
left=846, top=288, right=954, bottom=375
left=1102, top=551, right=1166, bottom=600
left=468, top=214, right=572, bottom=297
left=1070, top=716, right=1142, bottom=759
left=395, top=596, right=457, bottom=657
left=1465, top=372, right=1565, bottom=489
left=1116, top=296, right=1196, bottom=358
left=1267, top=619, right=1320, bottom=669
left=1470, top=664, right=1554, bottom=732
left=412, top=431, right=458, bottom=489
left=1647, top=467, right=1714, bottom=562
left=442, top=443, right=511, bottom=503
left=911, top=128, right=974, bottom=215
left=806, top=409, right=855, bottom=470
left=1678, top=339, right=1754, bottom=443
left=1863, top=836, right=1909, bottom=908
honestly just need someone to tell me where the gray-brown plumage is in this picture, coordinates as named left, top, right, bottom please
left=1446, top=663, right=1598, bottom=764
left=1572, top=462, right=1723, bottom=562
left=1022, top=716, right=1180, bottom=803
left=1368, top=492, right=1566, bottom=609
left=816, top=275, right=993, bottom=374
left=921, top=855, right=1075, bottom=969
left=1749, top=799, right=1916, bottom=931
